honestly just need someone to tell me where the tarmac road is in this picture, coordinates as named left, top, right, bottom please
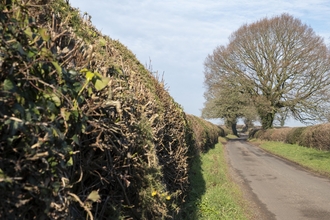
left=226, top=138, right=330, bottom=220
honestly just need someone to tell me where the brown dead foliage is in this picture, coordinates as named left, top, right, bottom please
left=298, top=124, right=330, bottom=151
left=186, top=114, right=225, bottom=153
left=249, top=124, right=330, bottom=151
left=0, top=0, right=218, bottom=219
left=261, top=127, right=292, bottom=142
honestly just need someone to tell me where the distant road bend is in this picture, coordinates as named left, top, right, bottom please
left=226, top=137, right=330, bottom=220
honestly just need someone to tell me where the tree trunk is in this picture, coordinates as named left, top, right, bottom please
left=260, top=111, right=275, bottom=129
left=231, top=122, right=238, bottom=136
left=225, top=118, right=238, bottom=136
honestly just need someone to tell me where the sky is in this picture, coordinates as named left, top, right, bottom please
left=69, top=0, right=330, bottom=126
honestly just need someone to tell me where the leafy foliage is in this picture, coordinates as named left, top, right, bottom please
left=0, top=1, right=88, bottom=219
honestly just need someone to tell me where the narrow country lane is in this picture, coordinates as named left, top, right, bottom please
left=226, top=138, right=330, bottom=220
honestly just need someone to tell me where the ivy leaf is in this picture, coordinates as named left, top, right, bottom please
left=72, top=134, right=79, bottom=145
left=52, top=61, right=62, bottom=75
left=66, top=156, right=73, bottom=166
left=60, top=108, right=71, bottom=121
left=40, top=47, right=52, bottom=59
left=38, top=28, right=50, bottom=41
left=85, top=71, right=95, bottom=81
left=14, top=42, right=25, bottom=55
left=44, top=93, right=61, bottom=107
left=27, top=50, right=36, bottom=59
left=71, top=110, right=79, bottom=120
left=24, top=27, right=33, bottom=38
left=3, top=79, right=15, bottom=91
left=51, top=94, right=61, bottom=107
left=87, top=190, right=100, bottom=202
left=94, top=76, right=110, bottom=91
left=68, top=70, right=78, bottom=76
left=80, top=68, right=88, bottom=73
left=93, top=72, right=110, bottom=91
left=99, top=38, right=107, bottom=47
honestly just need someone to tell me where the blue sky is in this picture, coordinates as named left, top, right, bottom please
left=69, top=0, right=330, bottom=126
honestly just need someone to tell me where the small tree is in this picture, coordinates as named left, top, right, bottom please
left=204, top=13, right=330, bottom=129
left=202, top=74, right=257, bottom=135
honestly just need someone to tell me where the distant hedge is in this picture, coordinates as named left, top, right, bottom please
left=186, top=114, right=225, bottom=153
left=249, top=123, right=330, bottom=151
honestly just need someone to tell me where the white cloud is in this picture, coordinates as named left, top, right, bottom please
left=69, top=0, right=330, bottom=125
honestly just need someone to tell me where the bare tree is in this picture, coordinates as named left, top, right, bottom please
left=204, top=13, right=330, bottom=129
left=274, top=108, right=290, bottom=127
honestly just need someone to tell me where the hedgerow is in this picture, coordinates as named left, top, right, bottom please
left=0, top=1, right=224, bottom=219
left=249, top=124, right=330, bottom=151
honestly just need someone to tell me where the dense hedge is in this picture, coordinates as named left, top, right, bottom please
left=186, top=114, right=225, bottom=153
left=249, top=123, right=330, bottom=151
left=0, top=1, right=224, bottom=219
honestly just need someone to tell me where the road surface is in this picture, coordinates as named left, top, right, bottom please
left=226, top=138, right=330, bottom=220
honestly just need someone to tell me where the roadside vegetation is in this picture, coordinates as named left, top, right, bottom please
left=249, top=124, right=330, bottom=151
left=199, top=10, right=330, bottom=220
left=3, top=0, right=330, bottom=219
left=0, top=1, right=223, bottom=219
left=251, top=140, right=330, bottom=177
left=249, top=125, right=330, bottom=178
left=181, top=140, right=249, bottom=220
left=225, top=134, right=239, bottom=139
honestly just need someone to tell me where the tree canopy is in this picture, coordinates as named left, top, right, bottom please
left=202, top=73, right=257, bottom=135
left=203, top=13, right=330, bottom=129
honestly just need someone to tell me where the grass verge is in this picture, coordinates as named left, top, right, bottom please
left=225, top=134, right=239, bottom=139
left=181, top=142, right=248, bottom=220
left=250, top=139, right=330, bottom=177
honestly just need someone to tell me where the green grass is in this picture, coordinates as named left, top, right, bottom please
left=251, top=140, right=330, bottom=177
left=181, top=142, right=249, bottom=220
left=226, top=134, right=239, bottom=139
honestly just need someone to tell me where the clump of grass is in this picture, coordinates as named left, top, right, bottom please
left=182, top=143, right=248, bottom=220
left=252, top=140, right=330, bottom=177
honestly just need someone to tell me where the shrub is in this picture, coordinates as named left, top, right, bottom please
left=256, top=129, right=273, bottom=140
left=220, top=125, right=232, bottom=136
left=299, top=124, right=330, bottom=151
left=249, top=124, right=330, bottom=152
left=286, top=127, right=307, bottom=144
left=186, top=115, right=224, bottom=153
left=248, top=128, right=262, bottom=138
left=269, top=127, right=292, bottom=142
